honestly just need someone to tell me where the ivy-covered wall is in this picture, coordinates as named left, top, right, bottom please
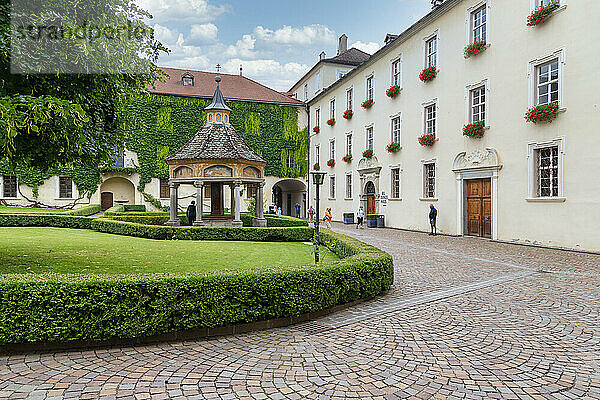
left=0, top=93, right=309, bottom=199
left=123, top=93, right=309, bottom=192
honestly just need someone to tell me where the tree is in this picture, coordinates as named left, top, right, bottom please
left=0, top=0, right=168, bottom=170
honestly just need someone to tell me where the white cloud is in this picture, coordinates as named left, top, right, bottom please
left=138, top=0, right=230, bottom=24
left=253, top=24, right=336, bottom=47
left=222, top=58, right=310, bottom=91
left=188, top=23, right=218, bottom=45
left=350, top=41, right=380, bottom=55
left=152, top=24, right=181, bottom=46
left=160, top=55, right=212, bottom=71
left=224, top=34, right=257, bottom=59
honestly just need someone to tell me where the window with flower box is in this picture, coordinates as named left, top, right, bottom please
left=315, top=144, right=320, bottom=165
left=391, top=168, right=401, bottom=199
left=329, top=176, right=336, bottom=199
left=471, top=6, right=487, bottom=43
left=2, top=175, right=17, bottom=198
left=330, top=98, right=336, bottom=120
left=391, top=116, right=401, bottom=143
left=329, top=139, right=336, bottom=161
left=366, top=76, right=374, bottom=100
left=366, top=126, right=374, bottom=151
left=346, top=132, right=353, bottom=156
left=470, top=86, right=486, bottom=124
left=423, top=162, right=436, bottom=199
left=426, top=36, right=438, bottom=68
left=346, top=88, right=353, bottom=111
left=391, top=58, right=401, bottom=87
left=425, top=104, right=436, bottom=135
left=536, top=59, right=559, bottom=105
left=345, top=174, right=353, bottom=199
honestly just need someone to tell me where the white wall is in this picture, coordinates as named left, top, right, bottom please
left=310, top=0, right=600, bottom=251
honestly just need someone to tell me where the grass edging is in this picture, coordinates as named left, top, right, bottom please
left=0, top=217, right=393, bottom=349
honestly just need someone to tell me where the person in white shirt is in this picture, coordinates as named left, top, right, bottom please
left=356, top=206, right=365, bottom=229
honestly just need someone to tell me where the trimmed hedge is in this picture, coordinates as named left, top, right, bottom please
left=0, top=228, right=393, bottom=346
left=104, top=205, right=125, bottom=215
left=64, top=204, right=101, bottom=216
left=0, top=214, right=94, bottom=229
left=124, top=205, right=146, bottom=212
left=106, top=213, right=308, bottom=228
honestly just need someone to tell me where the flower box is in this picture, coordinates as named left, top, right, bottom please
left=525, top=102, right=559, bottom=123
left=313, top=126, right=320, bottom=134
left=327, top=118, right=336, bottom=126
left=362, top=149, right=373, bottom=159
left=419, top=66, right=437, bottom=82
left=313, top=163, right=320, bottom=171
left=418, top=133, right=436, bottom=147
left=343, top=109, right=353, bottom=119
left=463, top=121, right=486, bottom=138
left=464, top=40, right=487, bottom=58
left=366, top=214, right=378, bottom=228
left=361, top=99, right=374, bottom=109
left=342, top=154, right=353, bottom=163
left=343, top=212, right=354, bottom=224
left=386, top=142, right=401, bottom=153
left=327, top=159, right=335, bottom=167
left=386, top=85, right=401, bottom=98
left=527, top=1, right=560, bottom=26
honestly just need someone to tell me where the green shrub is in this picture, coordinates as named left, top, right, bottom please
left=0, top=214, right=94, bottom=229
left=366, top=214, right=378, bottom=220
left=0, top=228, right=393, bottom=346
left=124, top=205, right=146, bottom=212
left=64, top=204, right=101, bottom=216
left=106, top=213, right=307, bottom=228
left=104, top=205, right=125, bottom=216
left=343, top=213, right=354, bottom=218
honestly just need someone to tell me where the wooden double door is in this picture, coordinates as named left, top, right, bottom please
left=467, top=179, right=492, bottom=238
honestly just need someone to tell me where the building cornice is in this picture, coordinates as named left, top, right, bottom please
left=308, top=0, right=464, bottom=106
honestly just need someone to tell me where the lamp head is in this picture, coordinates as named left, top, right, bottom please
left=310, top=171, right=327, bottom=186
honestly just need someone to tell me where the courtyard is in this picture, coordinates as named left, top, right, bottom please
left=1, top=223, right=599, bottom=399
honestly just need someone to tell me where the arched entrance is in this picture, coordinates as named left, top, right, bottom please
left=365, top=181, right=376, bottom=215
left=272, top=179, right=307, bottom=217
left=100, top=177, right=135, bottom=210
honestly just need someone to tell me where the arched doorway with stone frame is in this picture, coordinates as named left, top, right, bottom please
left=100, top=177, right=136, bottom=210
left=357, top=156, right=382, bottom=216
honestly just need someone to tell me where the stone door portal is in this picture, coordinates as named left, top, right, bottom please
left=101, top=192, right=113, bottom=211
left=467, top=179, right=492, bottom=238
left=211, top=183, right=224, bottom=216
left=365, top=181, right=376, bottom=215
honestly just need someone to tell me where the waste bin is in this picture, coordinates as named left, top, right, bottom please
left=377, top=215, right=385, bottom=228
left=366, top=215, right=377, bottom=228
left=343, top=213, right=354, bottom=224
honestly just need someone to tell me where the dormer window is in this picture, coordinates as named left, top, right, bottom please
left=182, top=72, right=194, bottom=87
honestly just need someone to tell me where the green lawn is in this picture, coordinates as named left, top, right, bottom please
left=0, top=206, right=65, bottom=214
left=0, top=227, right=338, bottom=274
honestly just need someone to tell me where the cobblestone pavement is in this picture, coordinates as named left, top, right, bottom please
left=2, top=224, right=600, bottom=399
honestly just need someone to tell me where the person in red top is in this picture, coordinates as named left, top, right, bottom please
left=324, top=208, right=333, bottom=229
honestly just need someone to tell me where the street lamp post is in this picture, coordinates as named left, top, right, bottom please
left=310, top=171, right=326, bottom=263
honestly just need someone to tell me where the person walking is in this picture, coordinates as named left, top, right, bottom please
left=324, top=208, right=332, bottom=229
left=186, top=200, right=196, bottom=225
left=356, top=205, right=365, bottom=229
left=307, top=206, right=315, bottom=222
left=429, top=204, right=437, bottom=236
left=294, top=202, right=301, bottom=218
left=276, top=206, right=282, bottom=215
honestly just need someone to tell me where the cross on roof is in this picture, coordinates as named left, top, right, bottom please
left=216, top=64, right=221, bottom=73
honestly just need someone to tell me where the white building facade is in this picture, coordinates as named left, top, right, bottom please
left=309, top=0, right=600, bottom=251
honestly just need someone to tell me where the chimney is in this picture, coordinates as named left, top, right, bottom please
left=239, top=64, right=243, bottom=76
left=431, top=0, right=444, bottom=9
left=337, top=34, right=348, bottom=55
left=319, top=51, right=326, bottom=61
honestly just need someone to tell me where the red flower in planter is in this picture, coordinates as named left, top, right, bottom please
left=419, top=66, right=437, bottom=82
left=463, top=121, right=486, bottom=138
left=525, top=102, right=559, bottom=123
left=418, top=133, right=436, bottom=147
left=464, top=40, right=487, bottom=58
left=386, top=85, right=401, bottom=98
left=313, top=163, right=320, bottom=171
left=313, top=126, right=320, bottom=134
left=361, top=99, right=374, bottom=109
left=362, top=149, right=373, bottom=159
left=343, top=109, right=353, bottom=119
left=327, top=159, right=335, bottom=167
left=342, top=154, right=352, bottom=163
left=327, top=118, right=336, bottom=126
left=386, top=142, right=401, bottom=153
left=527, top=1, right=560, bottom=26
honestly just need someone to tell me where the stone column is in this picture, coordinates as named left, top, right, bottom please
left=230, top=183, right=235, bottom=217
left=252, top=182, right=267, bottom=227
left=165, top=182, right=180, bottom=226
left=194, top=181, right=204, bottom=226
left=232, top=181, right=243, bottom=227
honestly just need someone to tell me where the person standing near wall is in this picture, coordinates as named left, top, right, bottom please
left=187, top=201, right=196, bottom=225
left=295, top=202, right=301, bottom=218
left=429, top=204, right=437, bottom=236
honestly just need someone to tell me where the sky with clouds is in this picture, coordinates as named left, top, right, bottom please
left=140, top=0, right=432, bottom=91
